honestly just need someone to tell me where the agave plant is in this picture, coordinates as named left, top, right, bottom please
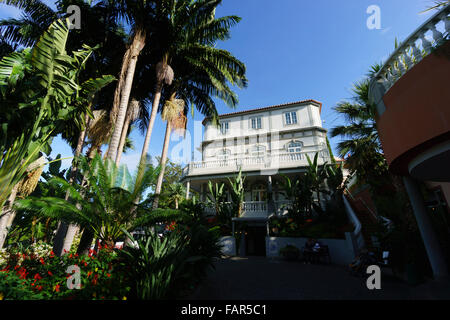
left=118, top=228, right=191, bottom=300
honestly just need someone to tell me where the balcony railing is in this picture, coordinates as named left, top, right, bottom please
left=369, top=4, right=449, bottom=111
left=182, top=150, right=326, bottom=177
left=204, top=200, right=292, bottom=218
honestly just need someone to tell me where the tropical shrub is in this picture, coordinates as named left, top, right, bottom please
left=0, top=243, right=128, bottom=300
left=118, top=224, right=221, bottom=300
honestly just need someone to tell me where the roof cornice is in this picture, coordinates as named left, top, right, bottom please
left=202, top=99, right=323, bottom=125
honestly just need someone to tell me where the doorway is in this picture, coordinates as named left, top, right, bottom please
left=245, top=226, right=266, bottom=256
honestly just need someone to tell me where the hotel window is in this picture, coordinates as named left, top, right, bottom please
left=287, top=141, right=302, bottom=153
left=250, top=116, right=262, bottom=129
left=284, top=111, right=298, bottom=125
left=220, top=121, right=229, bottom=135
left=251, top=145, right=266, bottom=157
left=252, top=184, right=267, bottom=202
left=217, top=149, right=231, bottom=160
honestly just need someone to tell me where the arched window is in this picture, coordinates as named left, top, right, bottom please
left=217, top=149, right=231, bottom=160
left=251, top=145, right=266, bottom=157
left=287, top=141, right=302, bottom=153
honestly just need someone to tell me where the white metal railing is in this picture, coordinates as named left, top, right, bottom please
left=243, top=201, right=267, bottom=212
left=342, top=194, right=365, bottom=254
left=182, top=150, right=326, bottom=177
left=371, top=4, right=449, bottom=94
left=204, top=200, right=292, bottom=217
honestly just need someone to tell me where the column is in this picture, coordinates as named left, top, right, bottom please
left=403, top=175, right=448, bottom=279
left=185, top=180, right=190, bottom=200
left=267, top=175, right=276, bottom=215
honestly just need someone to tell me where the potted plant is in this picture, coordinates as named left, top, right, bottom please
left=279, top=244, right=300, bottom=261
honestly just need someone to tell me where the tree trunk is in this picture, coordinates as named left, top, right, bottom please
left=0, top=184, right=19, bottom=248
left=104, top=46, right=131, bottom=158
left=115, top=111, right=131, bottom=165
left=175, top=198, right=179, bottom=210
left=53, top=113, right=89, bottom=256
left=153, top=121, right=172, bottom=209
left=76, top=227, right=95, bottom=256
left=106, top=29, right=146, bottom=161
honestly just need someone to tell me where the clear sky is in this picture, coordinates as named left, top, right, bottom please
left=0, top=0, right=440, bottom=173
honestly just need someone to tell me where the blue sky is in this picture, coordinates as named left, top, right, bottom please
left=0, top=0, right=439, bottom=173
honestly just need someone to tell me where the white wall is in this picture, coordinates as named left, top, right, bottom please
left=202, top=103, right=327, bottom=162
left=266, top=235, right=357, bottom=265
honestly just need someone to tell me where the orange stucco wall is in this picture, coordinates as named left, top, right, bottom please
left=377, top=41, right=450, bottom=173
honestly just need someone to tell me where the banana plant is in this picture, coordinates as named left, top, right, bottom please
left=305, top=152, right=328, bottom=207
left=0, top=19, right=115, bottom=248
left=228, top=169, right=246, bottom=217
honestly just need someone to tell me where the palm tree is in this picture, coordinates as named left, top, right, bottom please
left=152, top=93, right=187, bottom=208
left=148, top=0, right=247, bottom=208
left=166, top=182, right=186, bottom=209
left=105, top=0, right=157, bottom=161
left=115, top=98, right=141, bottom=165
left=329, top=64, right=389, bottom=187
left=134, top=0, right=246, bottom=187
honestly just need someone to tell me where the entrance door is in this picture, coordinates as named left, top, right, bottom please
left=245, top=226, right=266, bottom=256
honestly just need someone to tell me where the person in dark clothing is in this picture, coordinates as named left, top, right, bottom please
left=303, top=238, right=316, bottom=264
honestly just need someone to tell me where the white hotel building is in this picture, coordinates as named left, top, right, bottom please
left=181, top=99, right=333, bottom=223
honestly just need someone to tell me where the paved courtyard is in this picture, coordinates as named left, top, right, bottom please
left=189, top=256, right=450, bottom=300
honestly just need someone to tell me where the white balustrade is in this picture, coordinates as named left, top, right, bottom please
left=373, top=4, right=449, bottom=93
left=182, top=150, right=326, bottom=177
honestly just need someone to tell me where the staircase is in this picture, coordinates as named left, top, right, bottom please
left=345, top=192, right=380, bottom=251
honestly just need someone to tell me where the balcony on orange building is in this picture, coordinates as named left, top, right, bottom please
left=369, top=5, right=450, bottom=182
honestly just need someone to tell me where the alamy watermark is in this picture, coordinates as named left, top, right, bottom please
left=366, top=265, right=381, bottom=290
left=66, top=264, right=81, bottom=289
left=67, top=5, right=81, bottom=30
left=366, top=5, right=381, bottom=30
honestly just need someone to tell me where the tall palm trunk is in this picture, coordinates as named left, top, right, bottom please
left=152, top=120, right=172, bottom=209
left=106, top=29, right=146, bottom=161
left=135, top=55, right=173, bottom=196
left=53, top=113, right=89, bottom=256
left=115, top=111, right=131, bottom=165
left=104, top=46, right=131, bottom=158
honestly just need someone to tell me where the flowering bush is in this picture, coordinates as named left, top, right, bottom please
left=0, top=243, right=129, bottom=300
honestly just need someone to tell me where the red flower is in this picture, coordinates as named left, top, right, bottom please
left=34, top=273, right=42, bottom=280
left=54, top=284, right=60, bottom=292
left=87, top=271, right=92, bottom=278
left=106, top=273, right=111, bottom=278
left=36, top=285, right=43, bottom=291
left=48, top=271, right=53, bottom=276
left=69, top=254, right=73, bottom=259
left=39, top=257, right=45, bottom=265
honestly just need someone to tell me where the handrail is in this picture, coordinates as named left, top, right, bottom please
left=342, top=194, right=361, bottom=236
left=371, top=4, right=449, bottom=94
left=344, top=188, right=378, bottom=223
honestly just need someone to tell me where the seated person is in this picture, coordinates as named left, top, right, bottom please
left=303, top=238, right=316, bottom=263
